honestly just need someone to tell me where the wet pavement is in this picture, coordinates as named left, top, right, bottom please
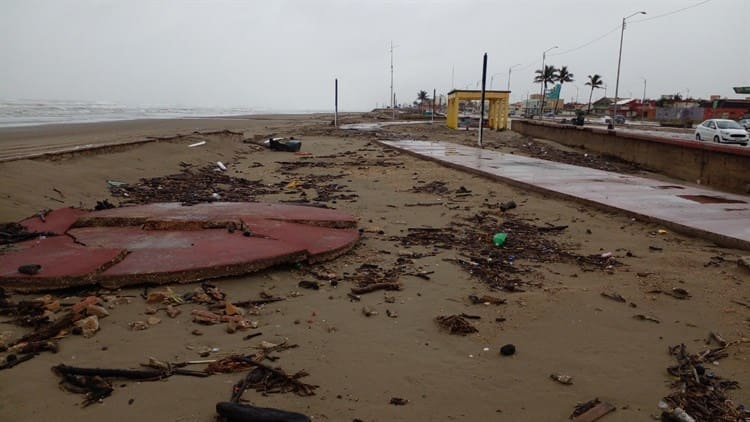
left=380, top=139, right=750, bottom=250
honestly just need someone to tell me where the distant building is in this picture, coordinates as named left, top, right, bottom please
left=591, top=97, right=614, bottom=115
left=700, top=99, right=750, bottom=120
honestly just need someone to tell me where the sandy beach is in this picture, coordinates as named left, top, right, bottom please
left=1, top=114, right=748, bottom=421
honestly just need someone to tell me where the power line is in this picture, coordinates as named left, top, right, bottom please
left=549, top=25, right=620, bottom=57
left=631, top=0, right=714, bottom=23
left=499, top=0, right=716, bottom=84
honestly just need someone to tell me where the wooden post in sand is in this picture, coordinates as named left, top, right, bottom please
left=334, top=78, right=339, bottom=128
left=478, top=53, right=487, bottom=148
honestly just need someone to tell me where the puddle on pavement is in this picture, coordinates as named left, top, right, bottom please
left=678, top=194, right=746, bottom=204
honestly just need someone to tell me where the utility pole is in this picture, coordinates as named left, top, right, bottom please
left=507, top=63, right=521, bottom=91
left=478, top=53, right=487, bottom=148
left=334, top=78, right=338, bottom=128
left=613, top=10, right=647, bottom=129
left=540, top=46, right=558, bottom=118
left=641, top=77, right=647, bottom=120
left=390, top=41, right=398, bottom=120
left=432, top=88, right=436, bottom=124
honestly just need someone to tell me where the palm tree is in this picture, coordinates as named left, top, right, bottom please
left=585, top=74, right=604, bottom=115
left=534, top=65, right=556, bottom=116
left=553, top=66, right=574, bottom=114
left=416, top=90, right=429, bottom=113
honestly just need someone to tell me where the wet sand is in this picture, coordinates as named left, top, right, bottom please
left=0, top=114, right=748, bottom=421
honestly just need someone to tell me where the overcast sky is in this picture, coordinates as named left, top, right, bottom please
left=1, top=0, right=748, bottom=111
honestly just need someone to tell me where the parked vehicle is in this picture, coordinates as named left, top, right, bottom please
left=694, top=119, right=749, bottom=146
left=738, top=118, right=750, bottom=130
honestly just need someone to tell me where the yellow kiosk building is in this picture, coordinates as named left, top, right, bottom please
left=446, top=89, right=511, bottom=131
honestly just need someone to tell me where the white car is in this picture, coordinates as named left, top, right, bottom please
left=695, top=119, right=749, bottom=146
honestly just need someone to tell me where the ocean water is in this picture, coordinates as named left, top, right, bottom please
left=0, top=99, right=266, bottom=128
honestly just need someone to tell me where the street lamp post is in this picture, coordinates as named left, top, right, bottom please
left=490, top=73, right=503, bottom=90
left=641, top=77, right=647, bottom=120
left=539, top=46, right=558, bottom=118
left=507, top=63, right=522, bottom=92
left=612, top=10, right=646, bottom=129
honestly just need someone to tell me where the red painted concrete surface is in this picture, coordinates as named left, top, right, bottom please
left=1, top=203, right=359, bottom=292
left=381, top=139, right=750, bottom=250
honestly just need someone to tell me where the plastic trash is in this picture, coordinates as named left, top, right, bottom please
left=493, top=233, right=507, bottom=246
left=188, top=141, right=206, bottom=148
left=499, top=201, right=517, bottom=212
left=216, top=162, right=227, bottom=171
left=270, top=138, right=302, bottom=152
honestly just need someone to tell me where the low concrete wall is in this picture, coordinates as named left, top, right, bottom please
left=512, top=119, right=750, bottom=194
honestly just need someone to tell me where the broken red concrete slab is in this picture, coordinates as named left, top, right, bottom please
left=0, top=202, right=359, bottom=292
left=20, top=207, right=89, bottom=235
left=75, top=202, right=357, bottom=229
left=97, top=231, right=309, bottom=288
left=0, top=236, right=125, bottom=292
left=241, top=219, right=360, bottom=263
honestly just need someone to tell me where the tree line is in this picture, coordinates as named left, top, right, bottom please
left=535, top=65, right=605, bottom=114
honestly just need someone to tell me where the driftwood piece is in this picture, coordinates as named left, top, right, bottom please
left=350, top=282, right=402, bottom=295
left=216, top=401, right=310, bottom=422
left=16, top=312, right=78, bottom=345
left=233, top=297, right=286, bottom=308
left=228, top=359, right=317, bottom=398
left=53, top=364, right=172, bottom=381
left=570, top=398, right=616, bottom=421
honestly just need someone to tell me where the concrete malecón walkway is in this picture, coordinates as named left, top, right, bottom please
left=380, top=139, right=750, bottom=250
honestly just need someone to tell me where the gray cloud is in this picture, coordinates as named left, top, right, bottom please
left=1, top=0, right=747, bottom=111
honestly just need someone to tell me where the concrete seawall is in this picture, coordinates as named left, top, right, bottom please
left=512, top=119, right=750, bottom=194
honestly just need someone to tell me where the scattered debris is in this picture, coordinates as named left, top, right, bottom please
left=0, top=223, right=54, bottom=245
left=297, top=280, right=320, bottom=290
left=469, top=294, right=507, bottom=305
left=570, top=398, right=616, bottom=421
left=361, top=306, right=378, bottom=317
left=94, top=199, right=115, bottom=210
left=600, top=292, right=626, bottom=303
left=648, top=288, right=691, bottom=300
left=390, top=397, right=408, bottom=405
left=399, top=212, right=622, bottom=294
left=499, top=201, right=517, bottom=212
left=410, top=181, right=449, bottom=195
left=188, top=141, right=206, bottom=148
left=216, top=402, right=310, bottom=422
left=661, top=343, right=747, bottom=421
left=633, top=314, right=661, bottom=323
left=550, top=373, right=574, bottom=385
left=499, top=344, right=516, bottom=356
left=73, top=315, right=100, bottom=338
left=227, top=359, right=317, bottom=397
left=434, top=315, right=478, bottom=335
left=269, top=137, right=302, bottom=152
